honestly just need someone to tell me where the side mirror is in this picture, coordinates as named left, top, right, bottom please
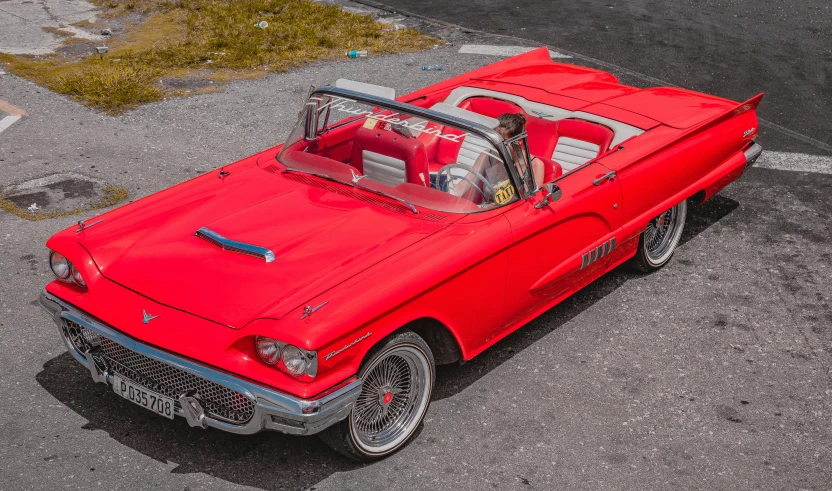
left=534, top=183, right=561, bottom=209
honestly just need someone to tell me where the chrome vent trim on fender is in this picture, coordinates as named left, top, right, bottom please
left=580, top=237, right=616, bottom=270
left=195, top=227, right=276, bottom=263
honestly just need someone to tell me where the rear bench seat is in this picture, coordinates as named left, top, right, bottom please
left=456, top=96, right=615, bottom=174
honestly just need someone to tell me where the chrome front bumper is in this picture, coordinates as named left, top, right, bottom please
left=39, top=290, right=361, bottom=436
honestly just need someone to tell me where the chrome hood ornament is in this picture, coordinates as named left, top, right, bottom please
left=194, top=227, right=276, bottom=263
left=301, top=301, right=328, bottom=320
left=142, top=309, right=160, bottom=324
left=76, top=218, right=105, bottom=233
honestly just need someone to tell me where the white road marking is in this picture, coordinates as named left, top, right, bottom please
left=755, top=151, right=832, bottom=175
left=459, top=44, right=571, bottom=59
left=0, top=99, right=27, bottom=116
left=0, top=115, right=22, bottom=134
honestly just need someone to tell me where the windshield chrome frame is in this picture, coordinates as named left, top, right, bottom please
left=280, top=86, right=535, bottom=202
left=502, top=131, right=536, bottom=195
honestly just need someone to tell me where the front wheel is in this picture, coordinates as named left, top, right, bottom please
left=319, top=330, right=435, bottom=461
left=631, top=199, right=688, bottom=272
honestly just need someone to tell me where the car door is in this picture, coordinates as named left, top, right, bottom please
left=501, top=162, right=623, bottom=328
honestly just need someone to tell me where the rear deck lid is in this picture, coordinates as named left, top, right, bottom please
left=602, top=87, right=738, bottom=129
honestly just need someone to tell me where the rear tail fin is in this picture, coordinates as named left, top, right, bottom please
left=735, top=93, right=765, bottom=115
left=689, top=92, right=764, bottom=135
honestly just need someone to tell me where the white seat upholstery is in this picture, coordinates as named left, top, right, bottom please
left=552, top=137, right=600, bottom=172
left=428, top=103, right=501, bottom=176
left=362, top=150, right=406, bottom=186
left=457, top=134, right=496, bottom=168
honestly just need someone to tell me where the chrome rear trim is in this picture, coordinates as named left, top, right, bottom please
left=744, top=142, right=763, bottom=168
left=195, top=227, right=276, bottom=263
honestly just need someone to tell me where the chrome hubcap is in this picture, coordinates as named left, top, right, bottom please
left=644, top=201, right=686, bottom=266
left=350, top=346, right=431, bottom=453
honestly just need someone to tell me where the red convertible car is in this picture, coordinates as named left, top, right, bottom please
left=39, top=47, right=763, bottom=460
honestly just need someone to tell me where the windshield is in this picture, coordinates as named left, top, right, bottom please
left=277, top=91, right=520, bottom=214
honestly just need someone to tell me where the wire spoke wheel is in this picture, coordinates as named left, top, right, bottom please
left=349, top=345, right=432, bottom=454
left=642, top=200, right=687, bottom=267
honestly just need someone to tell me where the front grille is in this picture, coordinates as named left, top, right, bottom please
left=62, top=318, right=255, bottom=424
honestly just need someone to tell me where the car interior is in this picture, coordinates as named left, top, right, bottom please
left=280, top=80, right=645, bottom=211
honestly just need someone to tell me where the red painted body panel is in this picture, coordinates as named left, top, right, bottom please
left=602, top=87, right=737, bottom=129
left=43, top=47, right=762, bottom=400
left=77, top=159, right=449, bottom=327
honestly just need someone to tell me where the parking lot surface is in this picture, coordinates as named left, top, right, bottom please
left=1, top=1, right=831, bottom=490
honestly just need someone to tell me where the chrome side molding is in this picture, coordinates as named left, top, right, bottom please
left=195, top=227, right=276, bottom=263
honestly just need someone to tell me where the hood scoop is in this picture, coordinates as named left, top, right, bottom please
left=195, top=227, right=276, bottom=263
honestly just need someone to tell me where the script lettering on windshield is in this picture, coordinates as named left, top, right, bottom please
left=314, top=96, right=469, bottom=142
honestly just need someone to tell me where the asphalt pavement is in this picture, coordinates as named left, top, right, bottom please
left=366, top=0, right=832, bottom=156
left=1, top=1, right=831, bottom=490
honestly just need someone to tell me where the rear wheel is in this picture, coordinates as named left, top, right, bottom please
left=632, top=199, right=687, bottom=272
left=319, top=330, right=435, bottom=461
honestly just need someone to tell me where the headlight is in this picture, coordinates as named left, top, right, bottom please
left=253, top=336, right=317, bottom=379
left=255, top=336, right=281, bottom=365
left=70, top=264, right=86, bottom=287
left=281, top=345, right=307, bottom=376
left=49, top=252, right=71, bottom=280
left=49, top=250, right=87, bottom=289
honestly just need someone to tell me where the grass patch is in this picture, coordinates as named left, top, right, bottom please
left=0, top=186, right=128, bottom=221
left=42, top=26, right=74, bottom=38
left=57, top=65, right=165, bottom=110
left=1, top=0, right=439, bottom=114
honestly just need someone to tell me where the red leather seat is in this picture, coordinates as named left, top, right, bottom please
left=525, top=117, right=559, bottom=161
left=537, top=156, right=562, bottom=184
left=552, top=119, right=614, bottom=172
left=458, top=97, right=561, bottom=177
left=458, top=97, right=523, bottom=118
left=351, top=125, right=430, bottom=186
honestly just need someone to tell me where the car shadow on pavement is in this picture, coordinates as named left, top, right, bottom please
left=432, top=195, right=739, bottom=400
left=34, top=195, right=738, bottom=489
left=36, top=353, right=362, bottom=490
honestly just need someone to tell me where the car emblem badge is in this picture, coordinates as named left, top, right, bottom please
left=142, top=309, right=160, bottom=324
left=350, top=169, right=367, bottom=184
left=743, top=127, right=756, bottom=138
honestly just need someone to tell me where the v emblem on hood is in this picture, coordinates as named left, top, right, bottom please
left=142, top=309, right=160, bottom=324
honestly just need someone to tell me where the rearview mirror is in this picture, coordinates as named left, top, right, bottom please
left=534, top=183, right=562, bottom=209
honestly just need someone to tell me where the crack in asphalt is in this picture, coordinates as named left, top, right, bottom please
left=37, top=0, right=60, bottom=24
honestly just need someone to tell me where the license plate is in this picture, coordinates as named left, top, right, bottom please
left=112, top=376, right=175, bottom=420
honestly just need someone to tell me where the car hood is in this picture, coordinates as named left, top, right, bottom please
left=79, top=166, right=449, bottom=328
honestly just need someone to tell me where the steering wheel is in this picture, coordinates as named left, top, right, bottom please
left=436, top=163, right=495, bottom=202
